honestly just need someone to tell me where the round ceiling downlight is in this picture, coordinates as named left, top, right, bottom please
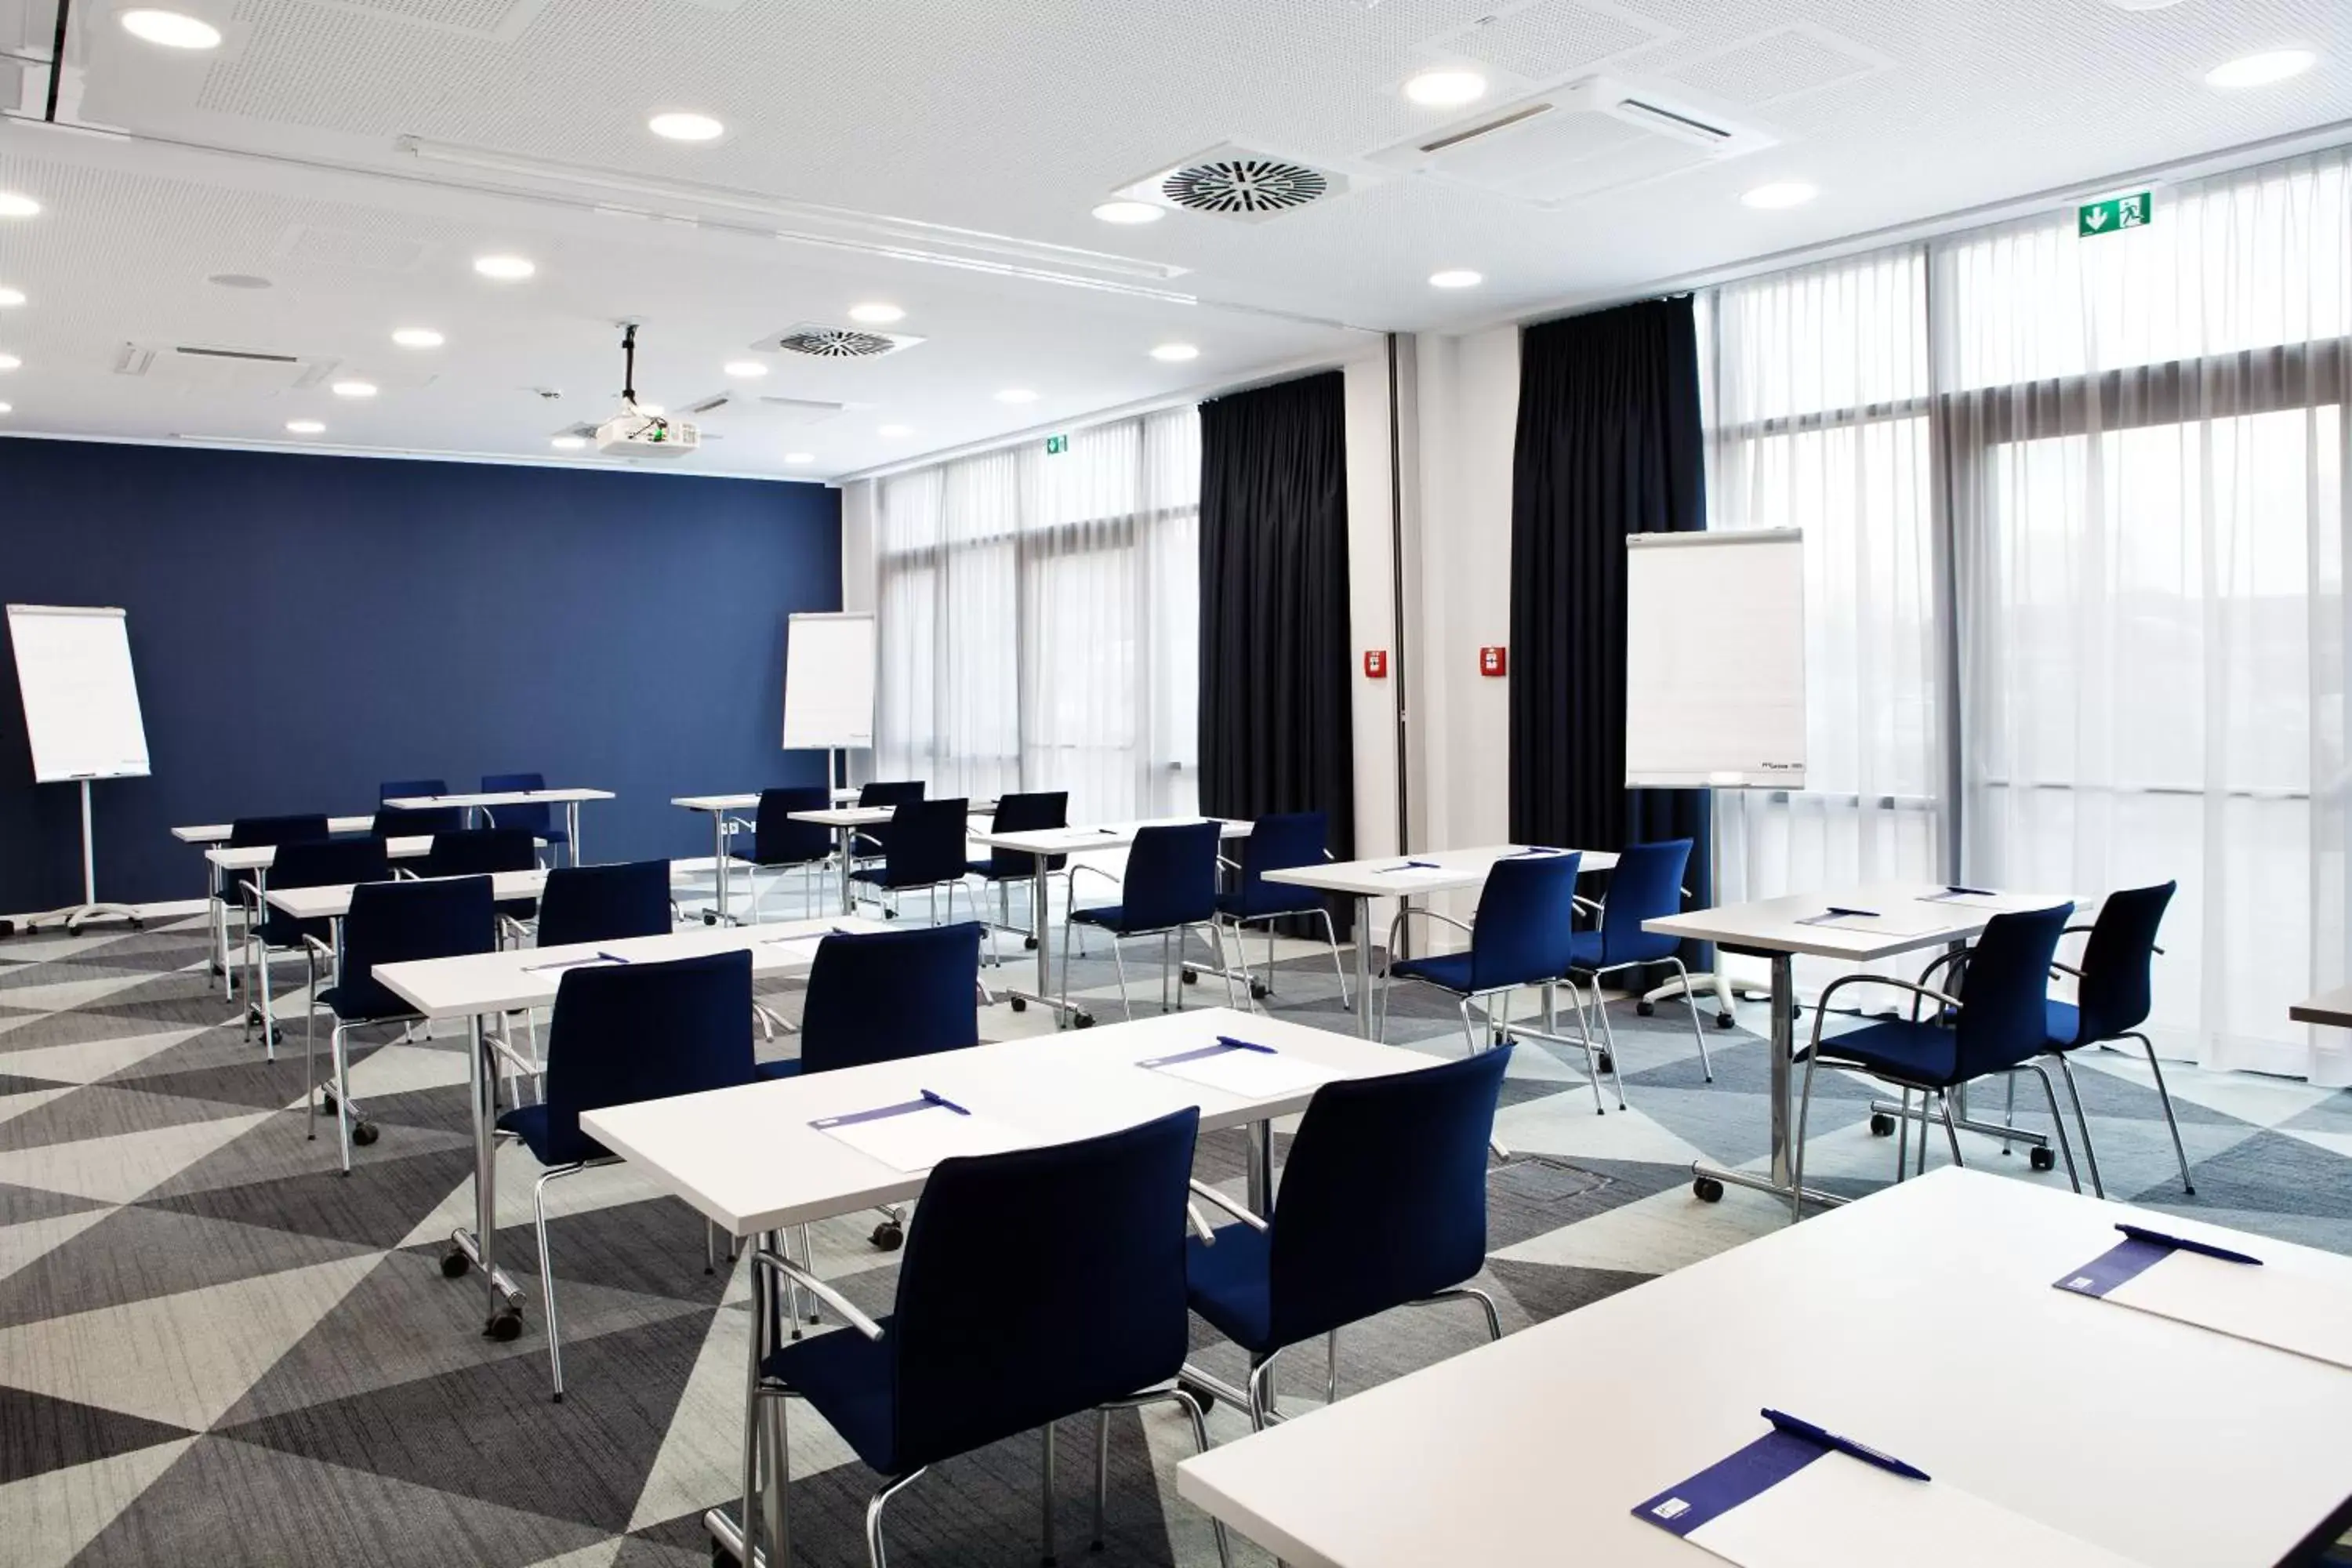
left=474, top=254, right=535, bottom=281
left=121, top=9, right=221, bottom=49
left=648, top=111, right=725, bottom=142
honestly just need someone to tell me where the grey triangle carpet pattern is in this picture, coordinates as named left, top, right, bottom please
left=2, top=908, right=2347, bottom=1566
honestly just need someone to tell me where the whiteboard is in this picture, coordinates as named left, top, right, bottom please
left=1623, top=531, right=1806, bottom=789
left=782, top=612, right=876, bottom=750
left=7, top=604, right=152, bottom=783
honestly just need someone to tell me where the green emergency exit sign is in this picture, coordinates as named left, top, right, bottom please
left=2078, top=191, right=2153, bottom=238
left=1044, top=434, right=1069, bottom=456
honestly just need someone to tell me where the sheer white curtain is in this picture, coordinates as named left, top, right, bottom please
left=1944, top=151, right=2352, bottom=1081
left=1700, top=250, right=1944, bottom=985
left=875, top=407, right=1201, bottom=824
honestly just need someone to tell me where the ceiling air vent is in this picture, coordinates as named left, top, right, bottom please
left=765, top=324, right=924, bottom=360
left=1110, top=143, right=1356, bottom=223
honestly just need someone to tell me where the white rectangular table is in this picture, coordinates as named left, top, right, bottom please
left=1645, top=883, right=2073, bottom=1217
left=205, top=837, right=434, bottom=1016
left=1265, top=844, right=1619, bottom=1037
left=789, top=800, right=1004, bottom=918
left=2292, top=986, right=2352, bottom=1029
left=671, top=791, right=867, bottom=922
left=176, top=815, right=379, bottom=985
left=382, top=786, right=614, bottom=865
left=577, top=1006, right=1432, bottom=1567
left=1176, top=1167, right=2352, bottom=1568
left=358, top=911, right=888, bottom=1336
left=965, top=818, right=1254, bottom=1025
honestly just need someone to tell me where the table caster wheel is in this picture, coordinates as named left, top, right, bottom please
left=1869, top=1112, right=1896, bottom=1137
left=883, top=909, right=898, bottom=920
left=1009, top=995, right=1027, bottom=1013
left=1025, top=935, right=1039, bottom=949
left=351, top=1120, right=379, bottom=1148
left=245, top=1004, right=265, bottom=1028
left=1693, top=1175, right=1725, bottom=1203
left=130, top=916, right=145, bottom=930
left=1073, top=1011, right=1095, bottom=1029
left=1250, top=981, right=1269, bottom=1000
left=318, top=1089, right=338, bottom=1113
left=484, top=1306, right=524, bottom=1342
left=702, top=911, right=718, bottom=926
left=1636, top=1000, right=1655, bottom=1017
left=1715, top=1011, right=1737, bottom=1029
left=1178, top=1374, right=1217, bottom=1416
left=441, top=1248, right=471, bottom=1279
left=870, top=1220, right=904, bottom=1250
left=1595, top=1051, right=1613, bottom=1076
left=267, top=1025, right=283, bottom=1047
left=1181, top=969, right=1197, bottom=985
left=2029, top=1145, right=2056, bottom=1173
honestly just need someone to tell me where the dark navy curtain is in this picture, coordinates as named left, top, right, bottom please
left=1508, top=297, right=1711, bottom=962
left=1197, top=371, right=1356, bottom=935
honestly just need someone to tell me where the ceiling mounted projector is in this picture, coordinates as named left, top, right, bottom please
left=597, top=323, right=699, bottom=458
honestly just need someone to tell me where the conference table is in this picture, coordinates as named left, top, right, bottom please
left=380, top=786, right=614, bottom=866
left=573, top=1005, right=1433, bottom=1568
left=176, top=815, right=378, bottom=983
left=1644, top=883, right=2074, bottom=1218
left=2292, top=987, right=2352, bottom=1030
left=964, top=817, right=1253, bottom=1025
left=204, top=837, right=434, bottom=1014
left=340, top=909, right=890, bottom=1338
left=786, top=799, right=1002, bottom=919
left=669, top=789, right=862, bottom=924
left=1262, top=844, right=1618, bottom=1038
left=1176, top=1165, right=2352, bottom=1567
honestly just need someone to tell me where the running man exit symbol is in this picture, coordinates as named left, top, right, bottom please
left=1044, top=434, right=1069, bottom=455
left=2078, top=191, right=2153, bottom=238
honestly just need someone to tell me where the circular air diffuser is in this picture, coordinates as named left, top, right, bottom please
left=1160, top=158, right=1330, bottom=215
left=776, top=327, right=900, bottom=358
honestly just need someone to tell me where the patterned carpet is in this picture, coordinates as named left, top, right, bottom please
left=3, top=887, right=2350, bottom=1567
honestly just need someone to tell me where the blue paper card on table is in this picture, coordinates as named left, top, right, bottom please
left=809, top=1094, right=1028, bottom=1173
left=1632, top=1424, right=2143, bottom=1566
left=2055, top=1225, right=2352, bottom=1370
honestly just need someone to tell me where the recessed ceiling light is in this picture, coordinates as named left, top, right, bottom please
left=724, top=360, right=769, bottom=378
left=1091, top=200, right=1164, bottom=225
left=391, top=327, right=445, bottom=349
left=648, top=111, right=725, bottom=142
left=996, top=388, right=1038, bottom=405
left=1741, top=180, right=1818, bottom=209
left=2205, top=49, right=2316, bottom=88
left=783, top=452, right=816, bottom=464
left=285, top=419, right=325, bottom=435
left=1428, top=269, right=1483, bottom=289
left=1404, top=67, right=1488, bottom=107
left=331, top=379, right=376, bottom=397
left=474, top=254, right=535, bottom=281
left=0, top=288, right=22, bottom=308
left=848, top=302, right=905, bottom=325
left=878, top=423, right=912, bottom=437
left=1149, top=342, right=1200, bottom=362
left=120, top=9, right=221, bottom=48
left=0, top=354, right=20, bottom=372
left=0, top=194, right=39, bottom=220
left=206, top=272, right=271, bottom=289
left=551, top=434, right=589, bottom=450
left=0, top=403, right=11, bottom=416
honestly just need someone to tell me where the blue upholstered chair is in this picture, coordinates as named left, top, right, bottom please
left=734, top=786, right=833, bottom=924
left=416, top=827, right=539, bottom=930
left=1185, top=1048, right=1510, bottom=1428
left=1062, top=820, right=1240, bottom=1019
left=249, top=837, right=390, bottom=1059
left=1565, top=839, right=1713, bottom=1096
left=742, top=1109, right=1227, bottom=1568
left=534, top=860, right=674, bottom=949
left=1217, top=811, right=1349, bottom=1008
left=309, top=875, right=495, bottom=1174
left=377, top=778, right=463, bottom=837
left=2036, top=881, right=2186, bottom=1199
left=968, top=790, right=1069, bottom=963
left=757, top=921, right=983, bottom=1251
left=480, top=771, right=569, bottom=863
left=1791, top=902, right=2077, bottom=1221
left=219, top=814, right=329, bottom=1022
left=494, top=949, right=757, bottom=1399
left=850, top=799, right=980, bottom=925
left=851, top=779, right=925, bottom=866
left=1379, top=852, right=1581, bottom=1058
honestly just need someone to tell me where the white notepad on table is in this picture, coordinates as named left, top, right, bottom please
left=812, top=1097, right=1031, bottom=1173
left=2055, top=1230, right=2352, bottom=1370
left=1635, top=1430, right=2145, bottom=1568
left=1138, top=1040, right=1347, bottom=1098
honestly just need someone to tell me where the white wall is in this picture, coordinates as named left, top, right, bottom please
left=837, top=477, right=879, bottom=782
left=1341, top=352, right=1402, bottom=869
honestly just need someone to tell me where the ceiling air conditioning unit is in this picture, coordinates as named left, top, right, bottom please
left=1365, top=75, right=1775, bottom=209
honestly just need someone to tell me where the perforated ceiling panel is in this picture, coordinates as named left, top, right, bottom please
left=1433, top=0, right=1676, bottom=83
left=274, top=223, right=432, bottom=271
left=1655, top=24, right=1893, bottom=105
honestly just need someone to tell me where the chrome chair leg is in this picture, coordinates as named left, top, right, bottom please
left=534, top=1162, right=588, bottom=1400
left=2002, top=1069, right=2019, bottom=1156
left=1204, top=921, right=1242, bottom=1009
left=1425, top=1285, right=1503, bottom=1341
left=862, top=1462, right=927, bottom=1568
left=1790, top=1047, right=1821, bottom=1223
left=1245, top=1353, right=1279, bottom=1432
left=1041, top=1418, right=1058, bottom=1565
left=330, top=1020, right=354, bottom=1174
left=1937, top=1089, right=1965, bottom=1168
left=2130, top=1032, right=2195, bottom=1193
left=1327, top=1327, right=1340, bottom=1404
left=1092, top=1406, right=1110, bottom=1551
left=1112, top=938, right=1133, bottom=1022
left=1664, top=956, right=1713, bottom=1081
left=2023, top=1062, right=2082, bottom=1192
left=1314, top=906, right=1351, bottom=1009
left=1894, top=1087, right=1911, bottom=1181
left=2053, top=1053, right=2106, bottom=1199
left=1560, top=980, right=1607, bottom=1115
left=304, top=953, right=321, bottom=1142
left=1455, top=997, right=1480, bottom=1058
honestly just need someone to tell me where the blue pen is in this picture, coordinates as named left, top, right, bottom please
left=920, top=1088, right=971, bottom=1116
left=1944, top=884, right=1996, bottom=897
left=1761, top=1409, right=1930, bottom=1482
left=1823, top=906, right=1879, bottom=919
left=2117, top=1222, right=2262, bottom=1266
left=1213, top=1035, right=1278, bottom=1054
left=595, top=952, right=633, bottom=966
left=1381, top=860, right=1440, bottom=872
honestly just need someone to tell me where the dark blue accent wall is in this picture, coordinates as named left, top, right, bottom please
left=0, top=438, right=840, bottom=913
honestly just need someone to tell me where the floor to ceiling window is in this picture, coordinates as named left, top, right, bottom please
left=873, top=407, right=1201, bottom=826
left=1701, top=147, right=2352, bottom=1080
